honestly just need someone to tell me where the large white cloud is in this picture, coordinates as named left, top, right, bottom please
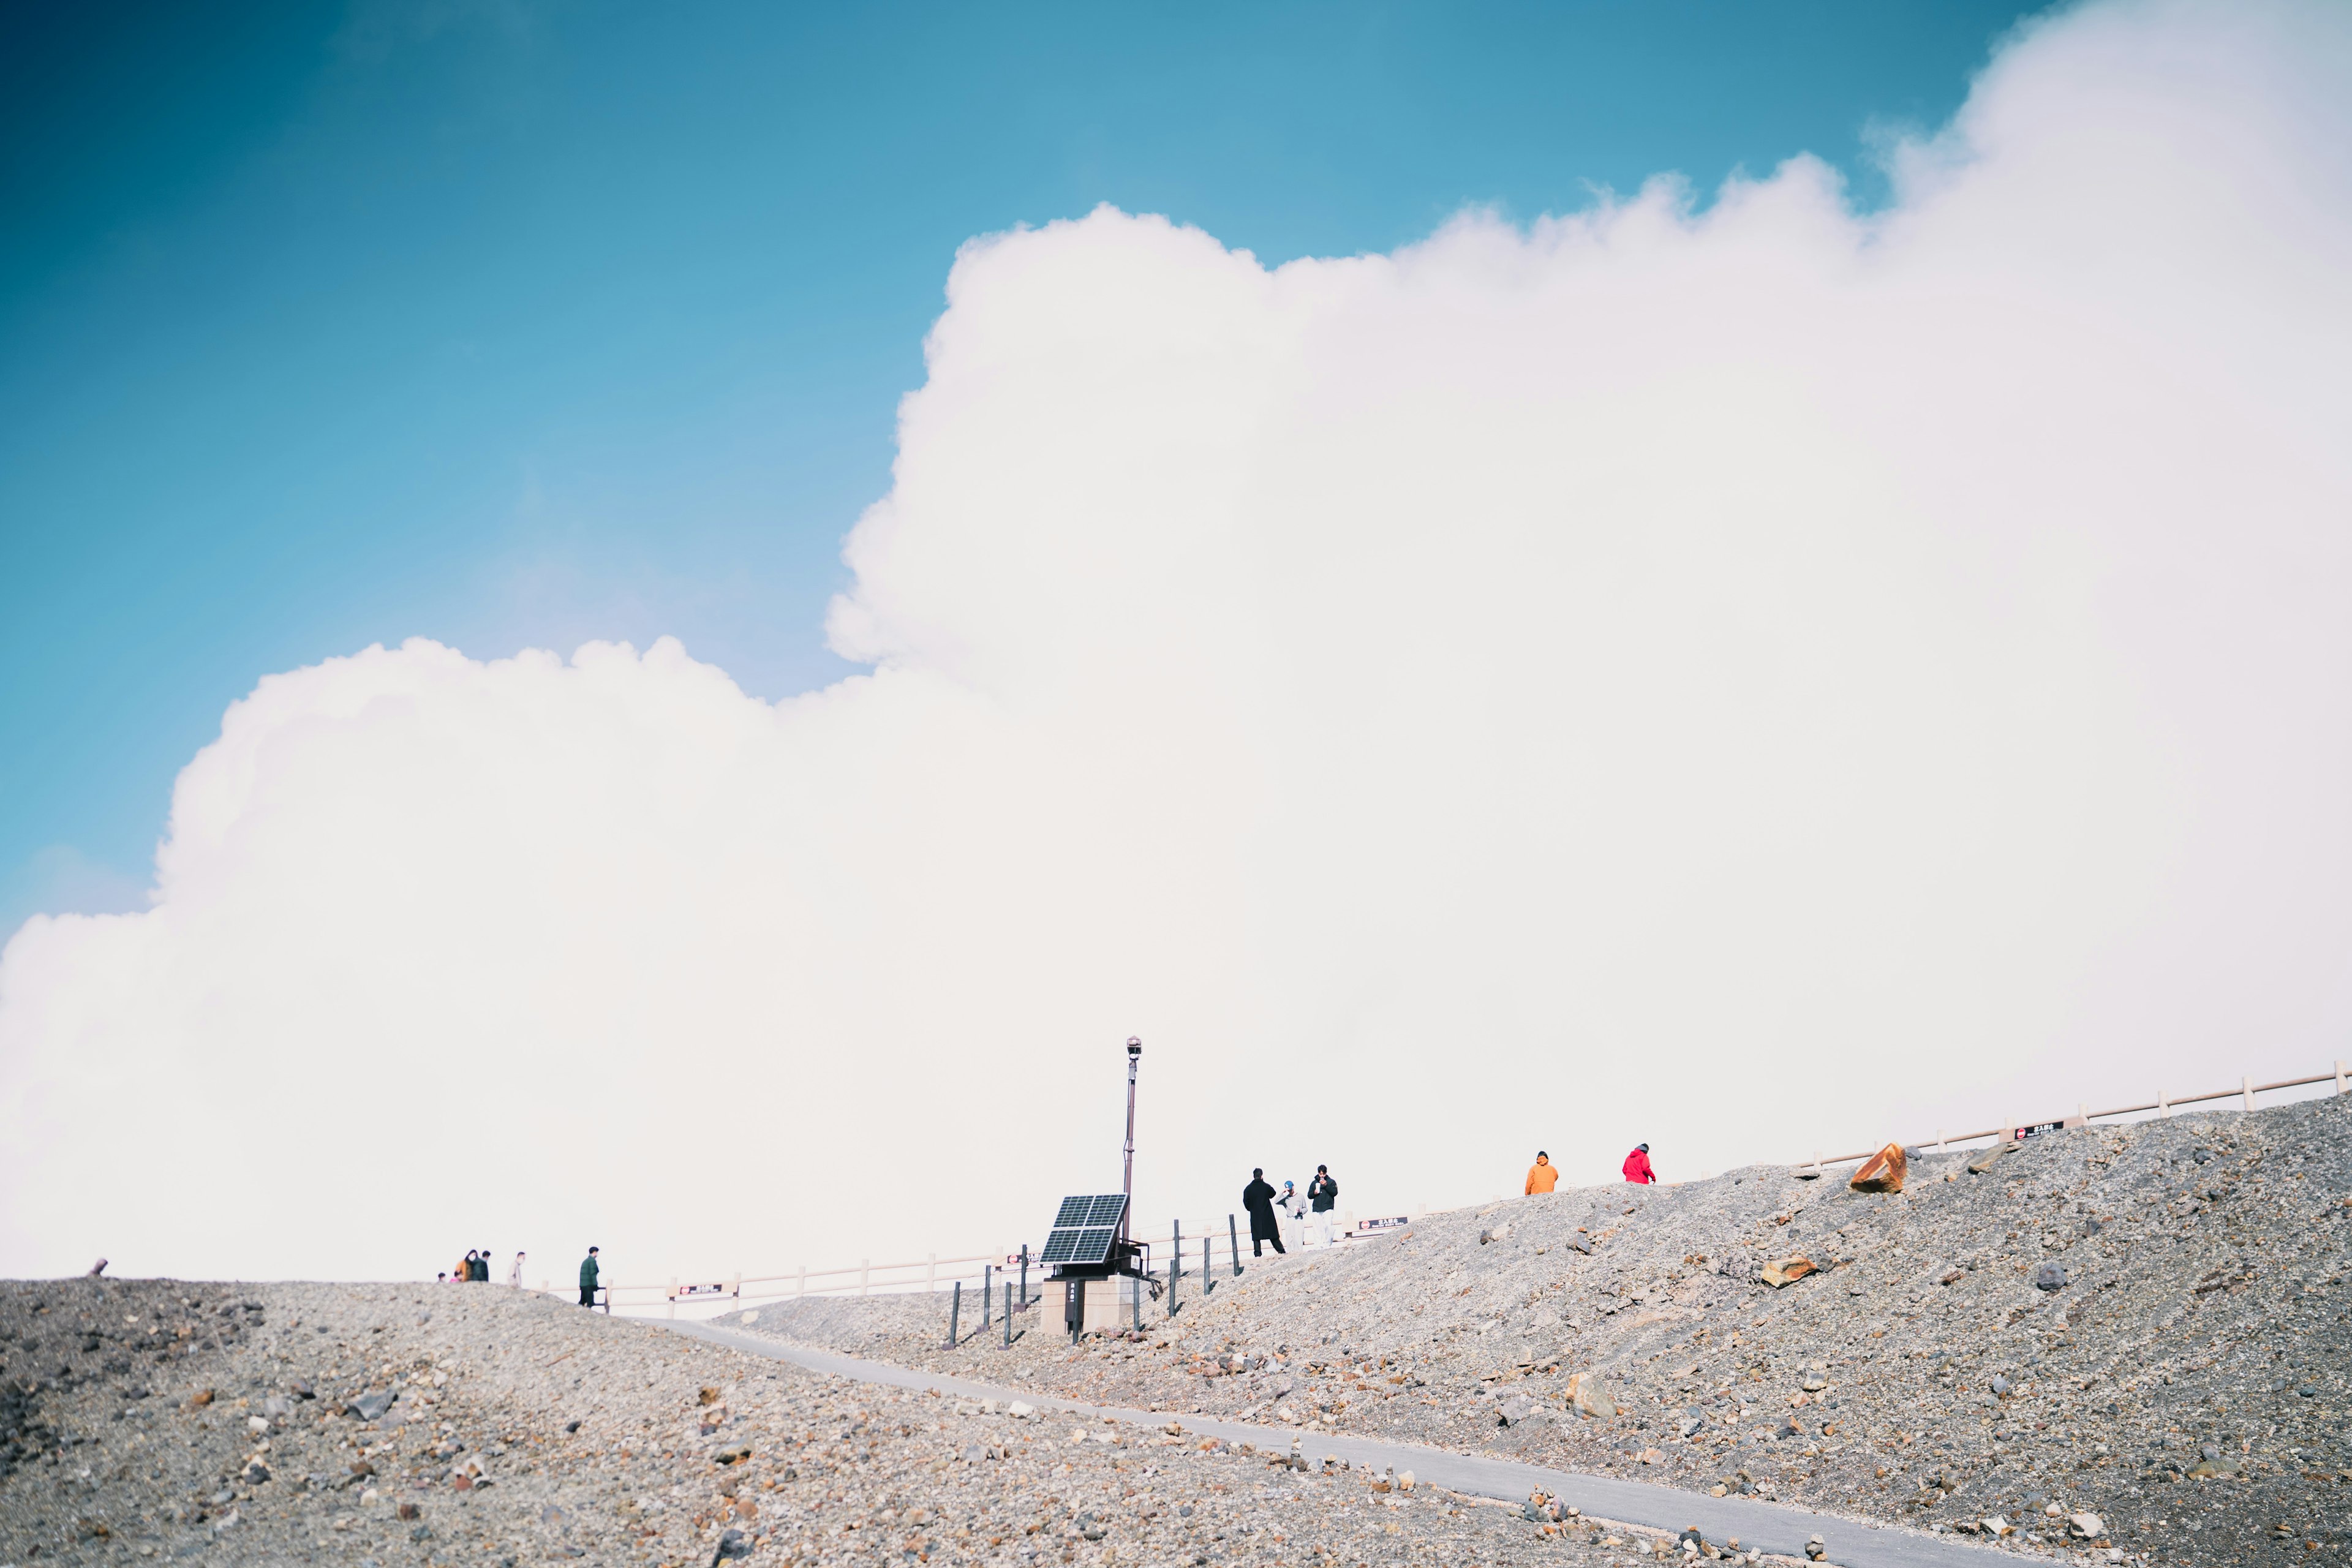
left=6, top=0, right=2352, bottom=1288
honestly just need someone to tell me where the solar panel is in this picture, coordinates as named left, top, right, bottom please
left=1039, top=1193, right=1128, bottom=1267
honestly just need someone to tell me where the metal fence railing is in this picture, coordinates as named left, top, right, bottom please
left=1792, top=1060, right=2348, bottom=1177
left=559, top=1059, right=2346, bottom=1320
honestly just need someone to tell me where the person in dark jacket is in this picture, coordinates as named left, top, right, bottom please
left=1242, top=1169, right=1285, bottom=1256
left=578, top=1246, right=601, bottom=1308
left=1306, top=1165, right=1338, bottom=1247
left=472, top=1250, right=491, bottom=1282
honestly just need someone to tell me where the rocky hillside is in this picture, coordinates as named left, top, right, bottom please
left=0, top=1275, right=1754, bottom=1567
left=739, top=1095, right=2352, bottom=1566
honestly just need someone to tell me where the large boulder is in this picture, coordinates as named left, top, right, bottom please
left=1566, top=1372, right=1617, bottom=1420
left=1849, top=1143, right=1907, bottom=1194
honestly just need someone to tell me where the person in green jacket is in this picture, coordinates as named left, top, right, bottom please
left=578, top=1247, right=601, bottom=1308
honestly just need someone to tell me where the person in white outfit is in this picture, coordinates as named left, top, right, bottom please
left=1276, top=1182, right=1306, bottom=1253
left=507, top=1251, right=526, bottom=1288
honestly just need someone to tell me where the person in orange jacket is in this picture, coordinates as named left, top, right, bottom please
left=1623, top=1144, right=1656, bottom=1185
left=1525, top=1152, right=1559, bottom=1195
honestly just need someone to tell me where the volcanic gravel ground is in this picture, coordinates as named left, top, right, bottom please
left=0, top=1276, right=1751, bottom=1567
left=737, top=1096, right=2352, bottom=1566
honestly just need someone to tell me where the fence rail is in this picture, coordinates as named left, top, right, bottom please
left=571, top=1058, right=2347, bottom=1319
left=1795, top=1061, right=2347, bottom=1175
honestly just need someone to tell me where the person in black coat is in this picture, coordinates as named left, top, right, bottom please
left=1242, top=1169, right=1285, bottom=1256
left=1307, top=1165, right=1338, bottom=1247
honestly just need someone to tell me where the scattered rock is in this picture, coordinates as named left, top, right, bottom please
left=1566, top=1371, right=1616, bottom=1420
left=2033, top=1263, right=2068, bottom=1292
left=1759, top=1256, right=1816, bottom=1289
left=1849, top=1144, right=1906, bottom=1194
left=1966, top=1140, right=2021, bottom=1174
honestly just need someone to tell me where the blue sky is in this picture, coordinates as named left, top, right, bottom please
left=0, top=0, right=2048, bottom=933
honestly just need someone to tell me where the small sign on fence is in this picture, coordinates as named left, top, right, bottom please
left=2015, top=1121, right=2066, bottom=1141
left=674, top=1282, right=733, bottom=1298
left=1354, top=1215, right=1410, bottom=1234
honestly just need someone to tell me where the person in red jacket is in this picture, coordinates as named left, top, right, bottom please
left=1623, top=1144, right=1656, bottom=1184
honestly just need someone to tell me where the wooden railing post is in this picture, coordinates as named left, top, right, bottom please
left=2242, top=1076, right=2255, bottom=1113
left=860, top=1259, right=870, bottom=1297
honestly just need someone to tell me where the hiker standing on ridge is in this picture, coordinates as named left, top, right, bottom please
left=1242, top=1169, right=1286, bottom=1256
left=508, top=1251, right=526, bottom=1288
left=460, top=1248, right=479, bottom=1282
left=472, top=1249, right=492, bottom=1281
left=1623, top=1144, right=1657, bottom=1185
left=1276, top=1180, right=1305, bottom=1251
left=1526, top=1151, right=1559, bottom=1195
left=1307, top=1164, right=1338, bottom=1246
left=579, top=1246, right=601, bottom=1308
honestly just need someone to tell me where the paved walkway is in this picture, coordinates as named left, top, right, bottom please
left=662, top=1319, right=2015, bottom=1568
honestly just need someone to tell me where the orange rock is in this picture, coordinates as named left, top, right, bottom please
left=1850, top=1143, right=1907, bottom=1194
left=1760, top=1256, right=1817, bottom=1289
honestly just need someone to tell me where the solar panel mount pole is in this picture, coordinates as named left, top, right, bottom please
left=1229, top=1214, right=1242, bottom=1276
left=1122, top=1038, right=1142, bottom=1244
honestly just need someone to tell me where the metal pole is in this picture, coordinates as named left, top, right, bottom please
left=1202, top=1235, right=1212, bottom=1295
left=1132, top=1270, right=1141, bottom=1332
left=1170, top=1219, right=1182, bottom=1317
left=1019, top=1245, right=1029, bottom=1309
left=1122, top=1038, right=1142, bottom=1245
left=1229, top=1215, right=1242, bottom=1276
left=1003, top=1281, right=1012, bottom=1347
left=982, top=1264, right=993, bottom=1327
left=946, top=1281, right=961, bottom=1350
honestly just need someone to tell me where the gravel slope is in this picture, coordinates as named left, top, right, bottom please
left=731, top=1096, right=2352, bottom=1567
left=0, top=1275, right=1792, bottom=1567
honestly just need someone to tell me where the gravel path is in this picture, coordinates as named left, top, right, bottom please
left=724, top=1095, right=2352, bottom=1567
left=0, top=1274, right=1812, bottom=1567
left=668, top=1317, right=2006, bottom=1567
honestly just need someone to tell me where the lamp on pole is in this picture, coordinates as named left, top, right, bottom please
left=1121, top=1038, right=1141, bottom=1244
